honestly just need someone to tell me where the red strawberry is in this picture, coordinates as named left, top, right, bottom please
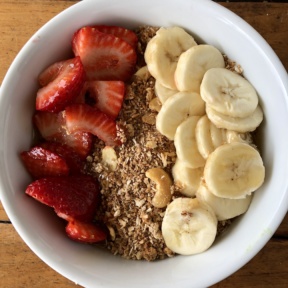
left=92, top=25, right=138, bottom=49
left=72, top=27, right=137, bottom=81
left=72, top=81, right=88, bottom=104
left=65, top=104, right=120, bottom=146
left=87, top=80, right=125, bottom=119
left=20, top=146, right=69, bottom=179
left=39, top=142, right=85, bottom=174
left=38, top=60, right=66, bottom=87
left=36, top=57, right=86, bottom=113
left=34, top=111, right=93, bottom=158
left=66, top=219, right=107, bottom=243
left=25, top=175, right=100, bottom=222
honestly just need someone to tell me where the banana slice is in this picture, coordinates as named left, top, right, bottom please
left=156, top=92, right=205, bottom=140
left=195, top=115, right=215, bottom=159
left=174, top=116, right=205, bottom=168
left=201, top=68, right=258, bottom=118
left=210, top=120, right=227, bottom=149
left=206, top=104, right=263, bottom=133
left=196, top=182, right=252, bottom=220
left=162, top=197, right=217, bottom=255
left=154, top=80, right=178, bottom=104
left=144, top=26, right=197, bottom=90
left=175, top=45, right=225, bottom=92
left=172, top=158, right=204, bottom=197
left=204, top=142, right=265, bottom=199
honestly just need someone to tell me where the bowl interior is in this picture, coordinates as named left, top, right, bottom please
left=1, top=0, right=288, bottom=287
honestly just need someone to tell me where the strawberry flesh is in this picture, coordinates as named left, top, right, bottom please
left=39, top=142, right=85, bottom=174
left=25, top=175, right=100, bottom=222
left=72, top=27, right=137, bottom=81
left=92, top=25, right=138, bottom=49
left=20, top=146, right=69, bottom=179
left=66, top=219, right=107, bottom=243
left=38, top=60, right=66, bottom=87
left=87, top=80, right=125, bottom=119
left=65, top=104, right=120, bottom=146
left=36, top=57, right=86, bottom=113
left=34, top=111, right=93, bottom=158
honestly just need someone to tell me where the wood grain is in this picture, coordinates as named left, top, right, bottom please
left=0, top=1, right=288, bottom=287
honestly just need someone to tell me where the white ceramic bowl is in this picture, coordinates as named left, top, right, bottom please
left=1, top=0, right=288, bottom=287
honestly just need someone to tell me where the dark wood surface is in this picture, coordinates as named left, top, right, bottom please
left=1, top=1, right=288, bottom=287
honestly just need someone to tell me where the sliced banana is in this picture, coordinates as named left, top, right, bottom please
left=210, top=120, right=227, bottom=149
left=206, top=104, right=263, bottom=133
left=195, top=115, right=215, bottom=159
left=201, top=68, right=258, bottom=118
left=144, top=26, right=197, bottom=90
left=175, top=45, right=225, bottom=92
left=162, top=197, right=217, bottom=255
left=174, top=116, right=205, bottom=168
left=204, top=142, right=265, bottom=199
left=156, top=91, right=205, bottom=140
left=196, top=182, right=252, bottom=221
left=154, top=80, right=178, bottom=104
left=172, top=158, right=204, bottom=197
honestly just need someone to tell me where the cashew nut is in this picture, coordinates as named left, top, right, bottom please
left=145, top=167, right=172, bottom=208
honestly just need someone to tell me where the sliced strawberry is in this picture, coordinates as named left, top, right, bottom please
left=39, top=142, right=85, bottom=174
left=34, top=111, right=93, bottom=158
left=25, top=175, right=100, bottom=222
left=65, top=104, right=120, bottom=146
left=38, top=60, right=66, bottom=87
left=36, top=57, right=86, bottom=113
left=20, top=146, right=69, bottom=179
left=66, top=219, right=107, bottom=243
left=87, top=80, right=125, bottom=119
left=72, top=27, right=137, bottom=81
left=72, top=81, right=88, bottom=104
left=92, top=25, right=138, bottom=49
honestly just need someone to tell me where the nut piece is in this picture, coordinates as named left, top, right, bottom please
left=102, top=146, right=118, bottom=171
left=142, top=113, right=156, bottom=125
left=134, top=65, right=151, bottom=81
left=149, top=97, right=162, bottom=112
left=145, top=167, right=172, bottom=208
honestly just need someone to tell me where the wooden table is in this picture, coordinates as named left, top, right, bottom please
left=0, top=1, right=288, bottom=287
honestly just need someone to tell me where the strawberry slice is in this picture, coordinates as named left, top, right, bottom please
left=72, top=27, right=137, bottom=81
left=87, top=80, right=125, bottom=119
left=38, top=60, right=66, bottom=87
left=36, top=57, right=86, bottom=113
left=34, top=111, right=93, bottom=158
left=20, top=146, right=69, bottom=179
left=39, top=142, right=85, bottom=174
left=92, top=25, right=138, bottom=49
left=72, top=81, right=88, bottom=104
left=66, top=219, right=107, bottom=243
left=25, top=175, right=100, bottom=222
left=65, top=104, right=120, bottom=146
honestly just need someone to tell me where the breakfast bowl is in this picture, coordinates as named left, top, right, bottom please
left=1, top=0, right=288, bottom=287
